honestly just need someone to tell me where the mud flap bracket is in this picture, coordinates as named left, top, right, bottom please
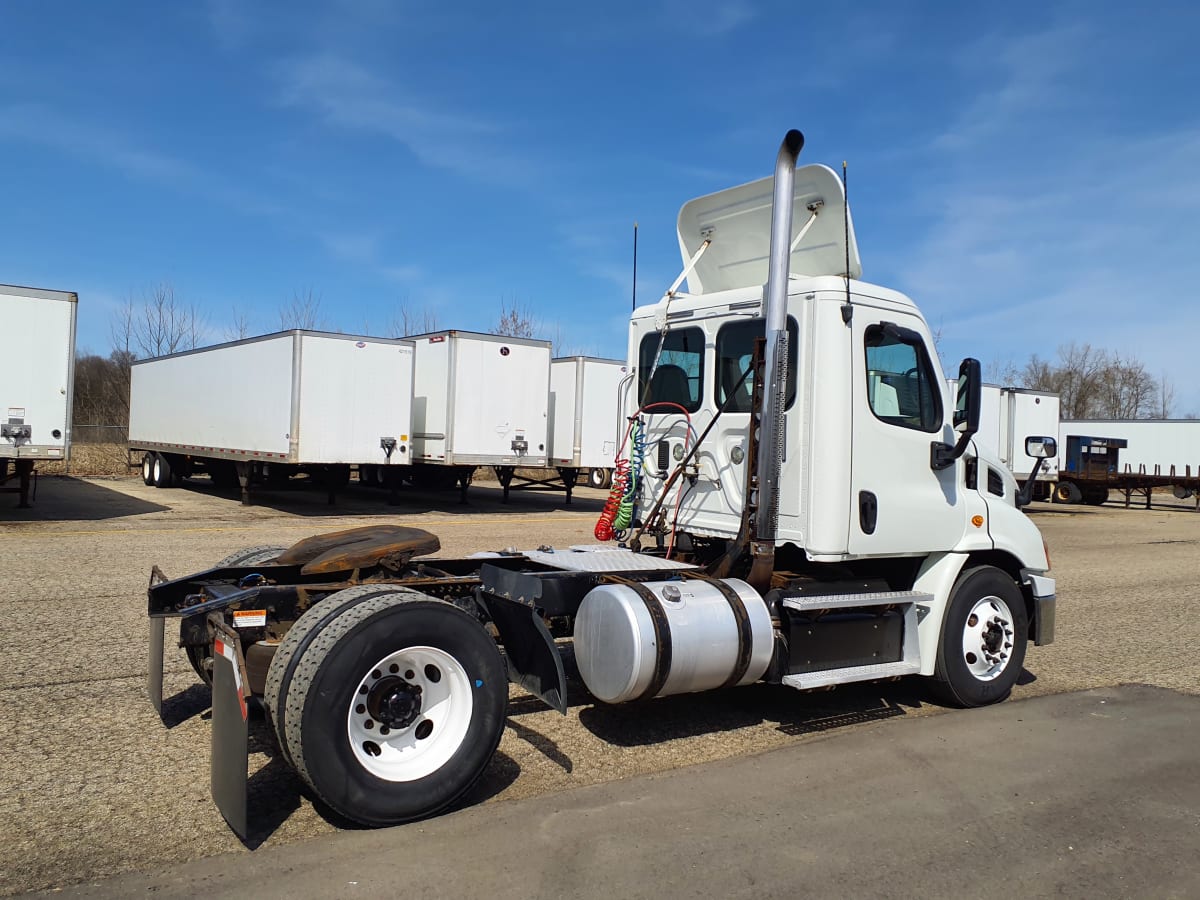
left=476, top=590, right=567, bottom=714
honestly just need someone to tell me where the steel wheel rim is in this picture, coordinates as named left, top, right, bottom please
left=142, top=456, right=152, bottom=481
left=347, top=645, right=473, bottom=782
left=152, top=457, right=163, bottom=482
left=961, top=595, right=1016, bottom=681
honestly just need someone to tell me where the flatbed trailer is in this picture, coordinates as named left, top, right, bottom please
left=1056, top=433, right=1200, bottom=509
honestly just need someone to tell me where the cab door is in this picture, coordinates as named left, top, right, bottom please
left=847, top=311, right=965, bottom=556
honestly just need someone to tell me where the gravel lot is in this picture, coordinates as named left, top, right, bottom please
left=2, top=476, right=1197, bottom=895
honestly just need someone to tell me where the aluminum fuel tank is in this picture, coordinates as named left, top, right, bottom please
left=573, top=577, right=774, bottom=704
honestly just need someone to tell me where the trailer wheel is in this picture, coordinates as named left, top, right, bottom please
left=141, top=453, right=155, bottom=486
left=277, top=588, right=507, bottom=826
left=152, top=453, right=175, bottom=488
left=1081, top=485, right=1108, bottom=506
left=931, top=566, right=1028, bottom=708
left=588, top=467, right=612, bottom=489
left=184, top=545, right=289, bottom=684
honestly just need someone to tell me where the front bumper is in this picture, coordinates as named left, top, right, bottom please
left=1021, top=569, right=1056, bottom=646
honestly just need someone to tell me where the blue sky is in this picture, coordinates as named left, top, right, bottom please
left=3, top=2, right=1199, bottom=411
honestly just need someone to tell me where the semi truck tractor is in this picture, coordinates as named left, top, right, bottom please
left=147, top=130, right=1057, bottom=838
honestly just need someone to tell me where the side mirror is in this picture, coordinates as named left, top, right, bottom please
left=933, top=357, right=981, bottom=470
left=953, top=358, right=982, bottom=435
left=1026, top=436, right=1057, bottom=459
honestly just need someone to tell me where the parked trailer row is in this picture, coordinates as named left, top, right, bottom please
left=129, top=328, right=624, bottom=505
left=1055, top=420, right=1200, bottom=508
left=1, top=283, right=77, bottom=508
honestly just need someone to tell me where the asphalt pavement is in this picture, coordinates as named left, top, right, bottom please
left=41, top=683, right=1200, bottom=900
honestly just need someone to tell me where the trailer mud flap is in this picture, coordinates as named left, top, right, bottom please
left=211, top=635, right=249, bottom=840
left=477, top=591, right=567, bottom=714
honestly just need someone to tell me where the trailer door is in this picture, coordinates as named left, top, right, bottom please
left=847, top=311, right=965, bottom=555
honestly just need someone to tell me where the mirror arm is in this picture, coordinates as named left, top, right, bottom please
left=1016, top=457, right=1047, bottom=508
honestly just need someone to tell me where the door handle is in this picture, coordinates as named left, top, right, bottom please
left=859, top=490, right=878, bottom=535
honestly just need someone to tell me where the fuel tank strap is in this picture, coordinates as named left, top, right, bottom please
left=681, top=573, right=754, bottom=689
left=602, top=575, right=673, bottom=701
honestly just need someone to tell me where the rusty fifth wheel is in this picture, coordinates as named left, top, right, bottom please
left=265, top=585, right=506, bottom=826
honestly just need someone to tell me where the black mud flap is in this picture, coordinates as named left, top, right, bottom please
left=148, top=616, right=165, bottom=716
left=478, top=591, right=568, bottom=714
left=211, top=634, right=250, bottom=841
left=147, top=565, right=170, bottom=716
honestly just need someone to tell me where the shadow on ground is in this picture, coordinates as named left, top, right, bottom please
left=0, top=476, right=170, bottom=521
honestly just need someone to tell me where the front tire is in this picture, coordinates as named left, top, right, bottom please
left=931, top=566, right=1028, bottom=708
left=271, top=588, right=507, bottom=826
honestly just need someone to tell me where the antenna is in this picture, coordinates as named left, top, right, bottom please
left=632, top=221, right=639, bottom=311
left=842, top=160, right=851, bottom=311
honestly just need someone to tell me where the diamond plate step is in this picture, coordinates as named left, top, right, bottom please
left=781, top=590, right=931, bottom=612
left=783, top=660, right=922, bottom=691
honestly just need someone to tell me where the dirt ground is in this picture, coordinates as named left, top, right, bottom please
left=1, top=476, right=1197, bottom=895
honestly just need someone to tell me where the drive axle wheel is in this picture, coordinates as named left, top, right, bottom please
left=931, top=566, right=1028, bottom=708
left=271, top=588, right=506, bottom=826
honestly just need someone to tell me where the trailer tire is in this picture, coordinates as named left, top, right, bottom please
left=930, top=566, right=1028, bottom=708
left=141, top=453, right=155, bottom=486
left=588, top=467, right=612, bottom=489
left=184, top=545, right=290, bottom=685
left=151, top=453, right=175, bottom=488
left=278, top=589, right=507, bottom=827
left=1081, top=485, right=1108, bottom=506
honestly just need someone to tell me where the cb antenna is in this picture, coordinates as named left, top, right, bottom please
left=843, top=160, right=851, bottom=312
left=631, top=221, right=639, bottom=312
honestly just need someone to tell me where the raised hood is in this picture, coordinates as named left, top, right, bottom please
left=676, top=163, right=861, bottom=295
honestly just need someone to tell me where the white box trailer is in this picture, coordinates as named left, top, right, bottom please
left=1000, top=389, right=1061, bottom=480
left=129, top=330, right=414, bottom=501
left=1, top=283, right=77, bottom=507
left=1059, top=419, right=1200, bottom=476
left=407, top=330, right=550, bottom=473
left=549, top=356, right=627, bottom=487
left=950, top=381, right=1060, bottom=484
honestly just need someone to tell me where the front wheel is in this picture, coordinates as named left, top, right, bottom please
left=272, top=588, right=507, bottom=826
left=931, top=566, right=1028, bottom=708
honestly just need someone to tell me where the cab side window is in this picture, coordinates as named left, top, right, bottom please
left=864, top=324, right=942, bottom=433
left=639, top=327, right=704, bottom=412
left=714, top=317, right=799, bottom=413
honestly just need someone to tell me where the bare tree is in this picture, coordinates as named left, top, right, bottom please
left=1017, top=342, right=1161, bottom=419
left=225, top=306, right=252, bottom=341
left=1158, top=373, right=1176, bottom=418
left=386, top=298, right=440, bottom=337
left=111, top=282, right=206, bottom=359
left=279, top=288, right=328, bottom=330
left=494, top=296, right=536, bottom=338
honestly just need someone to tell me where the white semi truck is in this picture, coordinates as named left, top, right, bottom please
left=147, top=130, right=1057, bottom=838
left=128, top=330, right=415, bottom=504
left=1, top=283, right=77, bottom=508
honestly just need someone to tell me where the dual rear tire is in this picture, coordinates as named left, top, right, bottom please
left=264, top=585, right=507, bottom=826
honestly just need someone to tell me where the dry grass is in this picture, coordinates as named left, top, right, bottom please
left=35, top=442, right=133, bottom=477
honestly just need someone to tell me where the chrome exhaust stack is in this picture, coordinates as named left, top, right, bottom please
left=751, top=129, right=803, bottom=576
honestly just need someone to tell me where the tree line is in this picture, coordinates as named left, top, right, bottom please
left=71, top=284, right=550, bottom=439
left=995, top=342, right=1187, bottom=419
